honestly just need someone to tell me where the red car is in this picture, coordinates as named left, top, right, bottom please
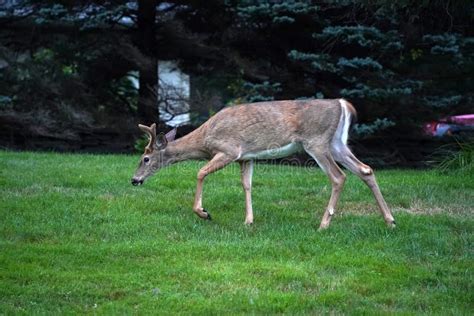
left=424, top=114, right=474, bottom=136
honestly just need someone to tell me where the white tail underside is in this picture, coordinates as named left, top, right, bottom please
left=337, top=99, right=352, bottom=145
left=330, top=99, right=352, bottom=158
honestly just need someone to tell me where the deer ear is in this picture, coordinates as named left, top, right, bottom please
left=156, top=132, right=168, bottom=149
left=165, top=128, right=177, bottom=142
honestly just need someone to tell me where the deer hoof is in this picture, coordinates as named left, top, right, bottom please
left=387, top=220, right=396, bottom=228
left=318, top=218, right=331, bottom=230
left=318, top=226, right=328, bottom=231
left=203, top=209, right=212, bottom=220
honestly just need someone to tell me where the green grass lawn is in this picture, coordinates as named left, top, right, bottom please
left=0, top=151, right=473, bottom=314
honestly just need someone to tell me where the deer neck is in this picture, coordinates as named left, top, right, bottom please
left=164, top=129, right=209, bottom=163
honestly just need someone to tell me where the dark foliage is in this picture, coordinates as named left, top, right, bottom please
left=0, top=0, right=472, bottom=158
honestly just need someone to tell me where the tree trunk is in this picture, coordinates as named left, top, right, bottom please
left=136, top=0, right=159, bottom=126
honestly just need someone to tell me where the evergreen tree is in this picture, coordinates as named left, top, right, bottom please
left=231, top=0, right=474, bottom=138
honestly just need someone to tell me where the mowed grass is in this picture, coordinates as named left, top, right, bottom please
left=0, top=151, right=473, bottom=314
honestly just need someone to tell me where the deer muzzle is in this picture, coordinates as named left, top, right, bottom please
left=131, top=177, right=144, bottom=186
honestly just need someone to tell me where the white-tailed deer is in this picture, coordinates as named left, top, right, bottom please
left=131, top=99, right=395, bottom=229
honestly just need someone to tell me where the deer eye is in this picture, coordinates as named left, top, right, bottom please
left=144, top=157, right=150, bottom=163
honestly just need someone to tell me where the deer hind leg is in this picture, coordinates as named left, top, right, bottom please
left=305, top=145, right=346, bottom=230
left=331, top=144, right=396, bottom=227
left=239, top=160, right=254, bottom=225
left=194, top=152, right=234, bottom=220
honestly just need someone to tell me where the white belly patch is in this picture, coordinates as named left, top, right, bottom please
left=240, top=142, right=303, bottom=160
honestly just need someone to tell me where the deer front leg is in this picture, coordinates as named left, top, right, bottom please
left=240, top=160, right=254, bottom=225
left=193, top=152, right=234, bottom=220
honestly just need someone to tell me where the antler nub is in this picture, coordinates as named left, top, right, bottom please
left=138, top=123, right=157, bottom=154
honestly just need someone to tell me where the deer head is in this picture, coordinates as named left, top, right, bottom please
left=131, top=123, right=177, bottom=185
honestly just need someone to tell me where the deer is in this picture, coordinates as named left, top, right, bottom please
left=131, top=99, right=396, bottom=229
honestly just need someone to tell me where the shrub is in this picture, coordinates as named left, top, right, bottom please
left=433, top=140, right=474, bottom=173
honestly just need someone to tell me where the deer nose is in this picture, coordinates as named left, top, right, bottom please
left=131, top=178, right=144, bottom=186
